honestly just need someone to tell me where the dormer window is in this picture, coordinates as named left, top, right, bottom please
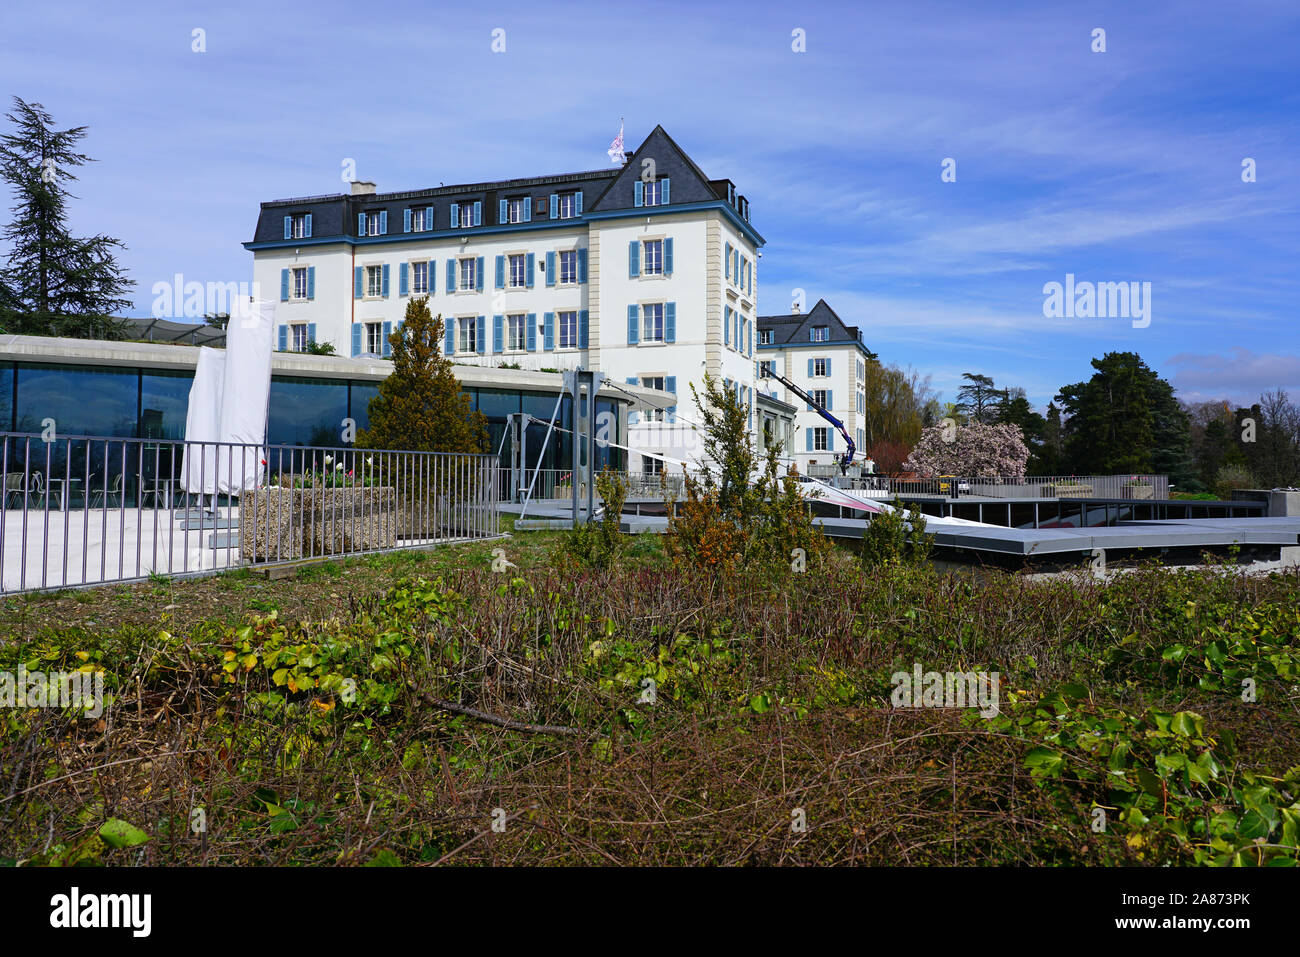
left=408, top=206, right=433, bottom=232
left=759, top=329, right=773, bottom=345
left=502, top=196, right=531, bottom=224
left=811, top=326, right=829, bottom=342
left=284, top=213, right=311, bottom=239
left=360, top=210, right=386, bottom=236
left=636, top=178, right=670, bottom=207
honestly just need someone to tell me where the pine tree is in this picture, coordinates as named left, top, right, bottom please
left=356, top=297, right=487, bottom=454
left=0, top=97, right=133, bottom=338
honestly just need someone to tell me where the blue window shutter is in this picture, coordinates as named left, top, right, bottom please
left=549, top=193, right=558, bottom=218
left=475, top=257, right=484, bottom=291
left=526, top=252, right=535, bottom=288
left=664, top=237, right=673, bottom=275
left=634, top=181, right=643, bottom=207
left=304, top=213, right=311, bottom=238
left=428, top=258, right=436, bottom=293
left=806, top=429, right=813, bottom=452
left=280, top=269, right=289, bottom=301
left=523, top=196, right=531, bottom=222
left=473, top=201, right=482, bottom=226
left=426, top=206, right=434, bottom=230
left=307, top=266, right=315, bottom=299
left=499, top=199, right=508, bottom=224
left=827, top=358, right=832, bottom=376
left=404, top=209, right=412, bottom=233
left=379, top=210, right=387, bottom=234
left=307, top=322, right=316, bottom=346
left=627, top=376, right=639, bottom=424
left=449, top=203, right=459, bottom=228
left=382, top=321, right=392, bottom=357
left=381, top=264, right=390, bottom=297
left=627, top=305, right=639, bottom=344
left=476, top=316, right=485, bottom=355
left=661, top=178, right=670, bottom=204
left=578, top=309, right=588, bottom=348
left=725, top=243, right=731, bottom=279
left=358, top=212, right=366, bottom=235
left=627, top=376, right=638, bottom=385
left=665, top=302, right=676, bottom=343
left=354, top=266, right=364, bottom=299
left=543, top=311, right=554, bottom=350
left=665, top=375, right=677, bottom=422
left=445, top=318, right=455, bottom=354
left=578, top=247, right=588, bottom=282
left=526, top=313, right=537, bottom=352
left=277, top=324, right=287, bottom=350
left=351, top=324, right=362, bottom=357
left=808, top=358, right=814, bottom=377
left=447, top=259, right=456, bottom=292
left=495, top=255, right=505, bottom=289
left=545, top=251, right=556, bottom=287
left=575, top=190, right=583, bottom=214
left=724, top=307, right=731, bottom=346
left=493, top=314, right=503, bottom=352
left=283, top=216, right=291, bottom=240
left=399, top=262, right=409, bottom=296
left=628, top=241, right=639, bottom=278
left=828, top=431, right=835, bottom=452
left=827, top=390, right=833, bottom=409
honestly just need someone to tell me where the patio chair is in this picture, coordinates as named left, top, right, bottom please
left=91, top=473, right=124, bottom=508
left=4, top=472, right=26, bottom=509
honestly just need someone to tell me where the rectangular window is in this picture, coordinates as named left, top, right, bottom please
left=459, top=258, right=476, bottom=291
left=412, top=261, right=429, bottom=295
left=811, top=390, right=828, bottom=408
left=460, top=204, right=475, bottom=228
left=813, top=358, right=828, bottom=377
left=642, top=303, right=665, bottom=343
left=507, top=197, right=526, bottom=223
left=759, top=329, right=773, bottom=345
left=365, top=212, right=384, bottom=236
left=758, top=360, right=774, bottom=379
left=812, top=326, right=829, bottom=342
left=558, top=310, right=577, bottom=349
left=410, top=207, right=430, bottom=232
left=642, top=455, right=664, bottom=476
left=643, top=180, right=665, bottom=206
left=292, top=323, right=308, bottom=352
left=366, top=265, right=383, bottom=298
left=459, top=317, right=477, bottom=354
left=559, top=249, right=577, bottom=285
left=508, top=254, right=526, bottom=288
left=366, top=321, right=383, bottom=355
left=643, top=239, right=663, bottom=275
left=556, top=192, right=577, bottom=219
left=643, top=375, right=665, bottom=421
left=813, top=427, right=829, bottom=452
left=290, top=214, right=308, bottom=239
left=507, top=314, right=525, bottom=351
left=292, top=267, right=308, bottom=300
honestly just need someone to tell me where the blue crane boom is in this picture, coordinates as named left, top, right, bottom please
left=759, top=367, right=856, bottom=474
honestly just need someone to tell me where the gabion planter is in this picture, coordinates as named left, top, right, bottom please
left=1054, top=484, right=1094, bottom=499
left=240, top=485, right=397, bottom=561
left=1123, top=484, right=1155, bottom=500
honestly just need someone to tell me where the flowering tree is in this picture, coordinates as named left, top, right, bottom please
left=904, top=421, right=1030, bottom=477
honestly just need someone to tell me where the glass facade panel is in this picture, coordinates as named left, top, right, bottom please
left=267, top=376, right=348, bottom=447
left=15, top=363, right=139, bottom=437
left=140, top=370, right=192, bottom=440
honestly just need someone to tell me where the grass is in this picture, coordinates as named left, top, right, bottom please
left=1, top=529, right=1297, bottom=867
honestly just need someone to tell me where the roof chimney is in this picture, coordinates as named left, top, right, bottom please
left=350, top=180, right=376, bottom=196
left=791, top=301, right=801, bottom=314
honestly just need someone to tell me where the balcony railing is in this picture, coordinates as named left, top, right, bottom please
left=805, top=470, right=1169, bottom=500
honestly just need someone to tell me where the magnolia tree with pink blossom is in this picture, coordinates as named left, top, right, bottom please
left=904, top=422, right=1030, bottom=478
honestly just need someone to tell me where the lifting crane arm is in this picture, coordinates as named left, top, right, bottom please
left=760, top=368, right=856, bottom=474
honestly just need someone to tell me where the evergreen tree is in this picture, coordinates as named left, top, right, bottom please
left=356, top=297, right=487, bottom=454
left=0, top=97, right=133, bottom=338
left=955, top=373, right=1003, bottom=424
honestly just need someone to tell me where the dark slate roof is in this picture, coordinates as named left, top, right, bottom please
left=248, top=125, right=756, bottom=245
left=757, top=299, right=875, bottom=356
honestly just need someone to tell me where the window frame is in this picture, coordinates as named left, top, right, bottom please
left=411, top=260, right=429, bottom=295
left=557, top=310, right=578, bottom=349
left=458, top=316, right=477, bottom=354
left=366, top=265, right=383, bottom=298
left=458, top=257, right=476, bottom=293
left=558, top=249, right=578, bottom=285
left=365, top=321, right=383, bottom=355
left=507, top=313, right=526, bottom=352
left=641, top=302, right=665, bottom=343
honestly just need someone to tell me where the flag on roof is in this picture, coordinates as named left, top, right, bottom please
left=607, top=119, right=626, bottom=165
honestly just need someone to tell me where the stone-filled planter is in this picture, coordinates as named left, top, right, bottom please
left=1054, top=484, right=1094, bottom=499
left=1123, top=484, right=1155, bottom=500
left=240, top=485, right=397, bottom=561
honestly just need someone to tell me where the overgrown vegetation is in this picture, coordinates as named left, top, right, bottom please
left=860, top=497, right=935, bottom=568
left=1, top=544, right=1296, bottom=866
left=563, top=468, right=629, bottom=571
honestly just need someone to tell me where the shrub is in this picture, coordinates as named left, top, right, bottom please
left=860, top=497, right=935, bottom=568
left=1213, top=464, right=1255, bottom=500
left=564, top=468, right=629, bottom=570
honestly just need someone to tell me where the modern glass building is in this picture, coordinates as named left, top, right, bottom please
left=0, top=336, right=669, bottom=478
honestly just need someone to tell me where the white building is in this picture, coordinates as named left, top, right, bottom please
left=245, top=126, right=768, bottom=474
left=757, top=299, right=876, bottom=476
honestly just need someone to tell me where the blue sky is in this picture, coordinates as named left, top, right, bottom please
left=2, top=0, right=1297, bottom=410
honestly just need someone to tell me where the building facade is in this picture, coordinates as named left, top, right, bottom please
left=757, top=299, right=876, bottom=476
left=245, top=126, right=765, bottom=474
